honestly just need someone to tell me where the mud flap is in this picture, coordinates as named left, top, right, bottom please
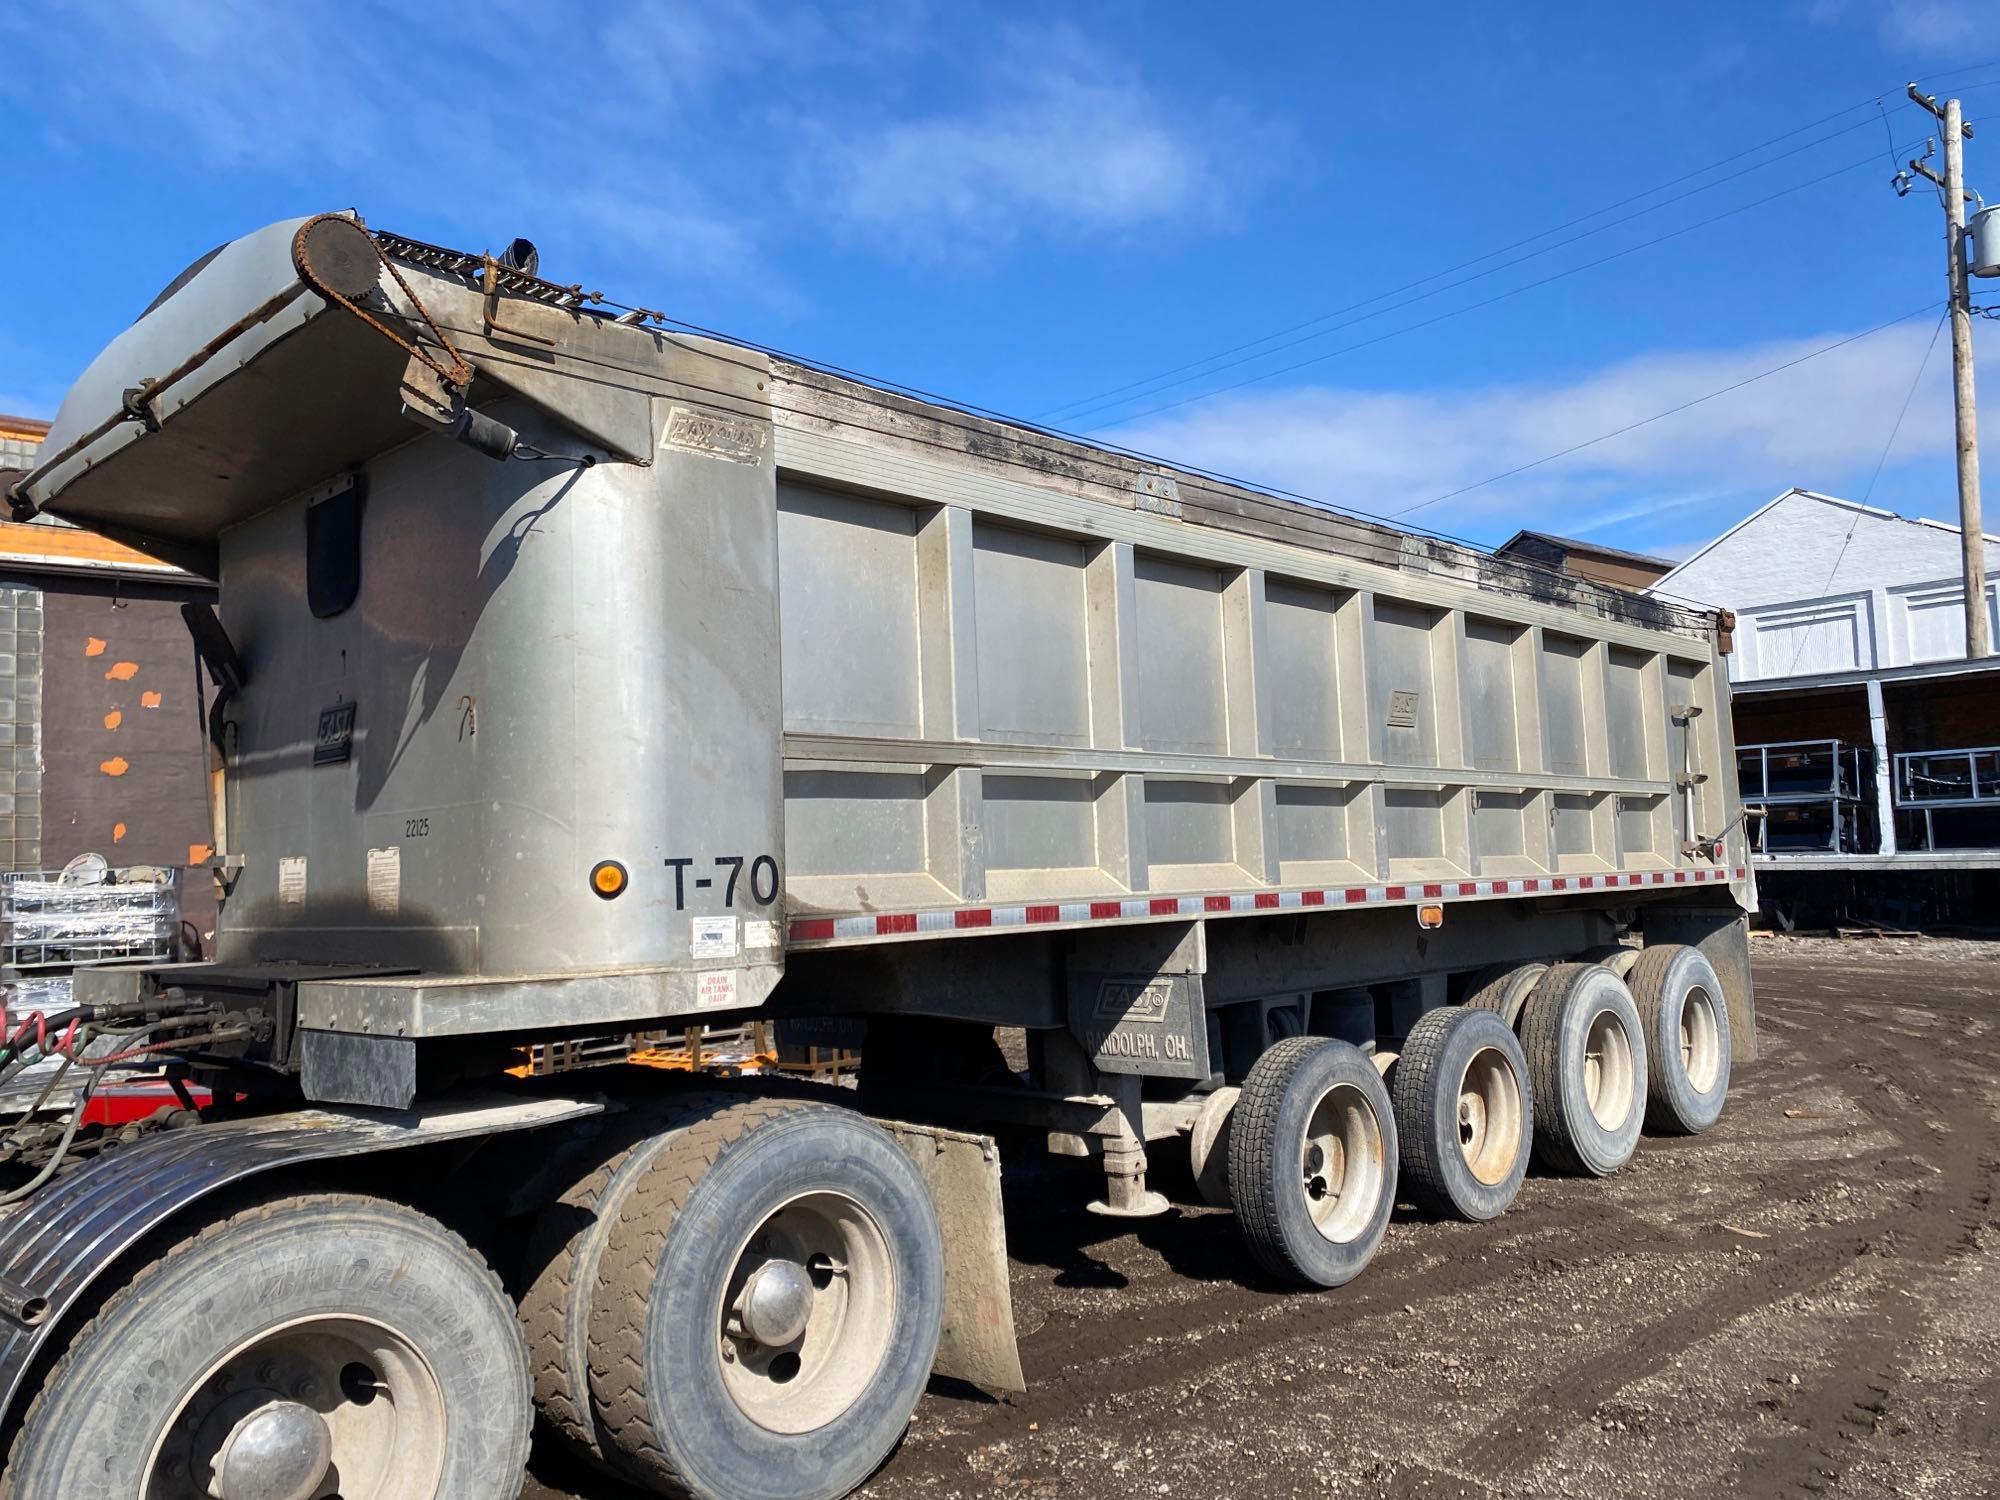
left=878, top=1118, right=1025, bottom=1393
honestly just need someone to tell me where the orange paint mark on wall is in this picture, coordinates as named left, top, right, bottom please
left=103, top=709, right=122, bottom=730
left=99, top=756, right=129, bottom=777
left=189, top=843, right=214, bottom=864
left=83, top=637, right=106, bottom=657
left=112, top=823, right=127, bottom=843
left=141, top=691, right=163, bottom=709
left=105, top=662, right=139, bottom=682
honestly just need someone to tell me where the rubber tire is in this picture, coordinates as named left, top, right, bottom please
left=587, top=1098, right=944, bottom=1500
left=1518, top=963, right=1649, bottom=1176
left=0, top=1191, right=532, bottom=1500
left=1463, top=961, right=1548, bottom=1027
left=1226, top=1036, right=1398, bottom=1288
left=1628, top=943, right=1732, bottom=1134
left=519, top=1092, right=735, bottom=1468
left=1389, top=1006, right=1533, bottom=1221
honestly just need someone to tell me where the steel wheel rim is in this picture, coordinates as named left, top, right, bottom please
left=1583, top=1008, right=1636, bottom=1130
left=1680, top=985, right=1722, bottom=1094
left=143, top=1314, right=446, bottom=1500
left=1456, top=1045, right=1523, bottom=1185
left=717, top=1190, right=896, bottom=1434
left=1300, top=1083, right=1385, bottom=1244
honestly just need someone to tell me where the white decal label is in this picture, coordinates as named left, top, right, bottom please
left=744, top=919, right=781, bottom=952
left=660, top=405, right=768, bottom=465
left=366, top=846, right=401, bottom=916
left=278, top=856, right=308, bottom=907
left=696, top=970, right=739, bottom=1010
left=691, top=915, right=739, bottom=959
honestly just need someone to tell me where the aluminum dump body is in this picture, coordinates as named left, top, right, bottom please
left=19, top=216, right=1751, bottom=1046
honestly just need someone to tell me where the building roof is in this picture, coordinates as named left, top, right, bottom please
left=1653, top=488, right=2000, bottom=594
left=1496, top=529, right=1675, bottom=571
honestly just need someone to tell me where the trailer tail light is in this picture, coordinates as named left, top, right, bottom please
left=590, top=861, right=629, bottom=900
left=1417, top=903, right=1444, bottom=929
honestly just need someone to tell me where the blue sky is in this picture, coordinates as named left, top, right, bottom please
left=2, top=0, right=1996, bottom=560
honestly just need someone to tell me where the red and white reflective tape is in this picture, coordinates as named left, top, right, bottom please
left=788, top=864, right=1749, bottom=947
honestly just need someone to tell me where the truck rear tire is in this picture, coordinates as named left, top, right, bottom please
left=1389, top=1006, right=1532, bottom=1221
left=1518, top=963, right=1648, bottom=1176
left=1, top=1191, right=532, bottom=1500
left=586, top=1098, right=944, bottom=1500
left=1628, top=944, right=1732, bottom=1134
left=1227, top=1036, right=1397, bottom=1288
left=519, top=1093, right=734, bottom=1469
left=1463, top=961, right=1547, bottom=1027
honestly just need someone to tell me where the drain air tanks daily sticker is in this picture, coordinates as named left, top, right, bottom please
left=691, top=915, right=739, bottom=959
left=367, top=846, right=401, bottom=916
left=278, top=856, right=307, bottom=907
left=697, top=970, right=739, bottom=1009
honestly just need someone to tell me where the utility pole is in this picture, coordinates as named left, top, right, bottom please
left=1907, top=84, right=1989, bottom=659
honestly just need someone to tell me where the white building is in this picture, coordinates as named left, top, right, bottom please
left=1660, top=489, right=1999, bottom=683
left=1652, top=489, right=2000, bottom=889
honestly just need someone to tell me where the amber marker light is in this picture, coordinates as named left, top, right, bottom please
left=590, top=860, right=629, bottom=899
left=1417, top=903, right=1445, bottom=930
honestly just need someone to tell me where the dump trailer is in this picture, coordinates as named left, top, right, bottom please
left=0, top=214, right=1755, bottom=1500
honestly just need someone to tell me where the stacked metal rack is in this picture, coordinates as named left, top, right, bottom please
left=1738, top=739, right=1875, bottom=855
left=1894, top=745, right=2000, bottom=852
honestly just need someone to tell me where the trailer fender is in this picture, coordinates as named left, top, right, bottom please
left=0, top=1091, right=600, bottom=1432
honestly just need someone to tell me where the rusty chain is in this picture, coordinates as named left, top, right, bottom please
left=291, top=214, right=474, bottom=392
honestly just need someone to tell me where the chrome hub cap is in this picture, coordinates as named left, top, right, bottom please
left=718, top=1192, right=896, bottom=1434
left=211, top=1401, right=331, bottom=1500
left=145, top=1316, right=445, bottom=1500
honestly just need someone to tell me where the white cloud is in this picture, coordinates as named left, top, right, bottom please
left=805, top=24, right=1253, bottom=252
left=1803, top=0, right=1984, bottom=51
left=1107, top=317, right=1992, bottom=553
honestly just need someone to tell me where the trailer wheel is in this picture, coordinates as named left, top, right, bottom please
left=1, top=1191, right=531, bottom=1500
left=1628, top=944, right=1732, bottom=1134
left=1389, top=1006, right=1532, bottom=1221
left=1227, top=1036, right=1397, bottom=1288
left=1463, top=961, right=1548, bottom=1028
left=1188, top=1085, right=1240, bottom=1207
left=1517, top=963, right=1648, bottom=1176
left=587, top=1098, right=943, bottom=1500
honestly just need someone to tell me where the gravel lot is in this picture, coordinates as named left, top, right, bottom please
left=526, top=938, right=2000, bottom=1499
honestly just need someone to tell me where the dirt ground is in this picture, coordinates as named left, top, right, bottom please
left=524, top=939, right=2000, bottom=1499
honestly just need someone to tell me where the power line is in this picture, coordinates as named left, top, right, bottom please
left=1037, top=62, right=2000, bottom=430
left=1038, top=108, right=1908, bottom=426
left=1088, top=146, right=1914, bottom=431
left=1387, top=303, right=1941, bottom=520
left=1861, top=310, right=1949, bottom=503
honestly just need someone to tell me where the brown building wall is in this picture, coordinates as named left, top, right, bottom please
left=39, top=580, right=212, bottom=871
left=1564, top=555, right=1673, bottom=591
